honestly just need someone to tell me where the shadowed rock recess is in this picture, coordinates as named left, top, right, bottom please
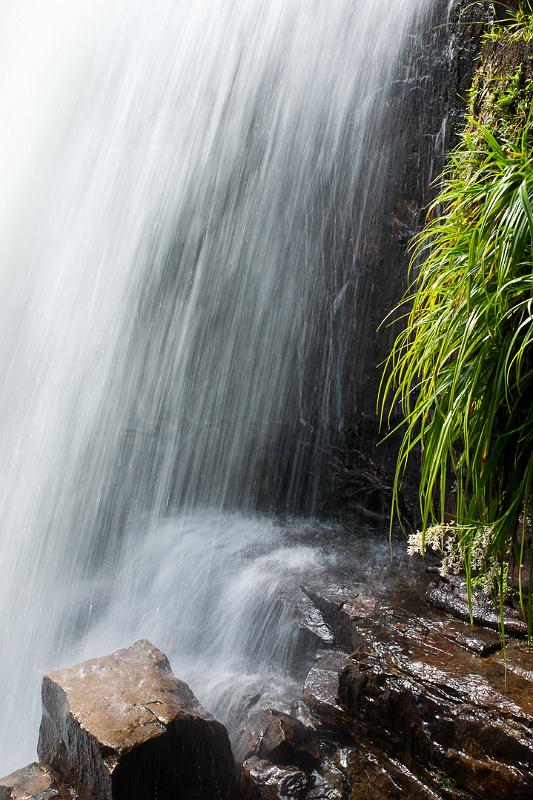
left=1, top=640, right=237, bottom=800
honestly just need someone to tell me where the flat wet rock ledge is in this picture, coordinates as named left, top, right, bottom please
left=236, top=566, right=533, bottom=800
left=3, top=613, right=532, bottom=800
left=1, top=640, right=236, bottom=800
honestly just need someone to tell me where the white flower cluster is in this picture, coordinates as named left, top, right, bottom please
left=469, top=525, right=493, bottom=571
left=470, top=525, right=503, bottom=591
left=440, top=533, right=463, bottom=577
left=407, top=522, right=498, bottom=585
left=407, top=523, right=455, bottom=557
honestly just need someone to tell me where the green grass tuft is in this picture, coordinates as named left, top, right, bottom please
left=380, top=10, right=533, bottom=632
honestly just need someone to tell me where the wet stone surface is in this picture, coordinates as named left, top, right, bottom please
left=427, top=576, right=529, bottom=638
left=235, top=709, right=321, bottom=767
left=240, top=758, right=309, bottom=800
left=0, top=763, right=75, bottom=800
left=294, top=589, right=336, bottom=649
left=302, top=652, right=351, bottom=731
left=3, top=533, right=531, bottom=800
left=235, top=528, right=533, bottom=799
left=37, top=639, right=237, bottom=800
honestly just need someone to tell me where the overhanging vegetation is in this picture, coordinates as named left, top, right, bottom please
left=381, top=2, right=533, bottom=630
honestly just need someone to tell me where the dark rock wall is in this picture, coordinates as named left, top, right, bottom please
left=348, top=0, right=491, bottom=420
left=272, top=0, right=492, bottom=517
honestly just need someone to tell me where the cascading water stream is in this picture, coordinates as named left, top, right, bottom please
left=0, top=0, right=432, bottom=772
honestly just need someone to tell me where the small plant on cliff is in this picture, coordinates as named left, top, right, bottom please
left=489, top=2, right=533, bottom=41
left=380, top=110, right=533, bottom=630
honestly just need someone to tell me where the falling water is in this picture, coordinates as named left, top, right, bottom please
left=0, top=0, right=433, bottom=772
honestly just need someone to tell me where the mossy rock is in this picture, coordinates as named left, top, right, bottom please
left=470, top=35, right=533, bottom=135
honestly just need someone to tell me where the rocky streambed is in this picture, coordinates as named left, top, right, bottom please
left=2, top=528, right=532, bottom=799
left=234, top=530, right=533, bottom=799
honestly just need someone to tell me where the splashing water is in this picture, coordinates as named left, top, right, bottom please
left=0, top=0, right=431, bottom=772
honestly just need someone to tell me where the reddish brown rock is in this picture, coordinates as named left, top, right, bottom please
left=0, top=763, right=74, bottom=800
left=427, top=578, right=529, bottom=638
left=500, top=644, right=533, bottom=684
left=302, top=652, right=350, bottom=730
left=338, top=649, right=533, bottom=799
left=336, top=743, right=479, bottom=800
left=296, top=573, right=533, bottom=799
left=240, top=757, right=308, bottom=800
left=305, top=756, right=347, bottom=800
left=236, top=709, right=320, bottom=767
left=429, top=617, right=504, bottom=658
left=37, top=639, right=236, bottom=800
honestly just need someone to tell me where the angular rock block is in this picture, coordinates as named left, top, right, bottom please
left=427, top=577, right=529, bottom=637
left=236, top=708, right=320, bottom=766
left=338, top=652, right=533, bottom=799
left=37, top=639, right=236, bottom=800
left=0, top=763, right=73, bottom=800
left=303, top=651, right=350, bottom=729
left=240, top=757, right=308, bottom=800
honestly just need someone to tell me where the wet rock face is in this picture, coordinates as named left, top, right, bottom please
left=427, top=576, right=529, bottom=638
left=240, top=757, right=308, bottom=800
left=0, top=763, right=74, bottom=800
left=37, top=639, right=236, bottom=800
left=304, top=584, right=533, bottom=798
left=302, top=652, right=351, bottom=731
left=232, top=543, right=532, bottom=799
left=339, top=653, right=533, bottom=799
left=236, top=709, right=320, bottom=767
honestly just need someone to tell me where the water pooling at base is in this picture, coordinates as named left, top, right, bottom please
left=0, top=0, right=430, bottom=772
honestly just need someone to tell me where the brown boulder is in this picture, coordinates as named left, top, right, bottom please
left=0, top=763, right=73, bottom=800
left=37, top=639, right=236, bottom=800
left=302, top=652, right=350, bottom=730
left=240, top=757, right=308, bottom=800
left=236, top=709, right=320, bottom=766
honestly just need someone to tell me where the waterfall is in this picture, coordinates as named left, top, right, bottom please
left=0, top=0, right=432, bottom=772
